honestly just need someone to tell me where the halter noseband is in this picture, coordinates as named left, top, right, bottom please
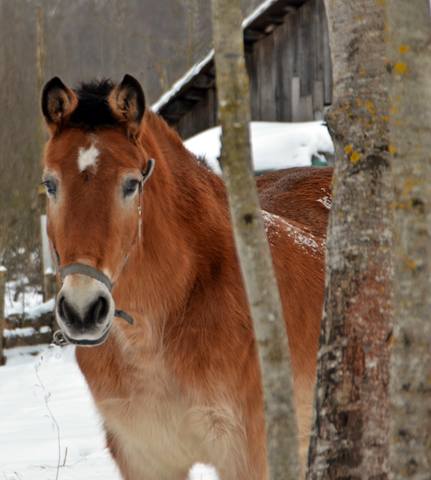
left=53, top=158, right=155, bottom=346
left=58, top=263, right=134, bottom=325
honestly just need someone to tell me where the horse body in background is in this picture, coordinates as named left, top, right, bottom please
left=41, top=75, right=331, bottom=480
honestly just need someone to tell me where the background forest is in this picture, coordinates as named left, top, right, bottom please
left=0, top=0, right=261, bottom=280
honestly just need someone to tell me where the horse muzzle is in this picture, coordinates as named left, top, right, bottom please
left=55, top=271, right=115, bottom=346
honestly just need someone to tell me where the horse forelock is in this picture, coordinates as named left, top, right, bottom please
left=69, top=79, right=118, bottom=130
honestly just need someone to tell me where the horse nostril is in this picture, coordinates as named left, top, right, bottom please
left=58, top=295, right=66, bottom=320
left=58, top=295, right=81, bottom=326
left=87, top=296, right=109, bottom=325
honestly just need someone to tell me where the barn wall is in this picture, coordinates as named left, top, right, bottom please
left=175, top=0, right=332, bottom=139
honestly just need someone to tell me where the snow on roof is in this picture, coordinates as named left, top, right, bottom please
left=151, top=0, right=285, bottom=113
left=151, top=50, right=214, bottom=113
left=242, top=0, right=280, bottom=29
left=184, top=121, right=334, bottom=174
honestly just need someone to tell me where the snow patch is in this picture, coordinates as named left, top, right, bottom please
left=26, top=298, right=55, bottom=319
left=262, top=210, right=323, bottom=254
left=242, top=0, right=279, bottom=28
left=0, top=345, right=121, bottom=479
left=151, top=51, right=214, bottom=112
left=188, top=463, right=220, bottom=480
left=4, top=327, right=37, bottom=339
left=318, top=196, right=332, bottom=210
left=317, top=187, right=332, bottom=210
left=184, top=121, right=333, bottom=174
left=4, top=277, right=53, bottom=318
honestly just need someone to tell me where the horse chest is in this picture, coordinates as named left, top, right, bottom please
left=94, top=358, right=243, bottom=479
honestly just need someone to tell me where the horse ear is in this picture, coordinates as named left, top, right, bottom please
left=108, top=74, right=145, bottom=137
left=41, top=77, right=78, bottom=134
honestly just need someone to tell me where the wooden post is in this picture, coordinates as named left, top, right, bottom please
left=0, top=267, right=6, bottom=366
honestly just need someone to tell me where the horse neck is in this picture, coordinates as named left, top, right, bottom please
left=114, top=113, right=235, bottom=322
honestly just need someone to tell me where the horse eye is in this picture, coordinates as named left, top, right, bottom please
left=123, top=179, right=140, bottom=197
left=42, top=179, right=57, bottom=197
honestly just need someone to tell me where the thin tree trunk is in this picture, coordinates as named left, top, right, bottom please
left=0, top=266, right=6, bottom=366
left=307, top=1, right=393, bottom=478
left=387, top=2, right=431, bottom=478
left=211, top=1, right=300, bottom=478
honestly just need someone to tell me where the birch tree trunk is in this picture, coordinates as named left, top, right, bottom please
left=211, top=1, right=300, bottom=478
left=307, top=1, right=393, bottom=477
left=387, top=2, right=431, bottom=478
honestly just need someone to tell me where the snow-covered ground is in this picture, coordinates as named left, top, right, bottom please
left=0, top=345, right=121, bottom=480
left=184, top=121, right=333, bottom=174
left=4, top=277, right=45, bottom=318
left=0, top=347, right=219, bottom=479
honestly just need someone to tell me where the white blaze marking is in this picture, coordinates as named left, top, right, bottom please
left=78, top=144, right=100, bottom=172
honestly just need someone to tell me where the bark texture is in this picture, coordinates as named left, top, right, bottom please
left=387, top=2, right=431, bottom=478
left=211, top=0, right=300, bottom=478
left=307, top=1, right=393, bottom=478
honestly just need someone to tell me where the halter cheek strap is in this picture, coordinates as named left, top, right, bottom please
left=138, top=158, right=155, bottom=242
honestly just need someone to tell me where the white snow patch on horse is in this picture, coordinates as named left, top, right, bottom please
left=317, top=196, right=332, bottom=209
left=188, top=463, right=220, bottom=480
left=78, top=144, right=100, bottom=172
left=317, top=187, right=332, bottom=210
left=261, top=210, right=323, bottom=254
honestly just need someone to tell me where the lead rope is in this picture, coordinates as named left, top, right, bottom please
left=52, top=158, right=156, bottom=347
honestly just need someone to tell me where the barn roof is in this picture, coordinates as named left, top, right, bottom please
left=151, top=0, right=308, bottom=123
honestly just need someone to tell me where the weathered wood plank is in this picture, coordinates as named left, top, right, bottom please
left=321, top=0, right=333, bottom=105
left=313, top=80, right=324, bottom=119
left=257, top=32, right=277, bottom=120
left=291, top=76, right=301, bottom=121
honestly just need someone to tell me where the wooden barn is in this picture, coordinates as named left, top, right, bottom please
left=152, top=0, right=332, bottom=140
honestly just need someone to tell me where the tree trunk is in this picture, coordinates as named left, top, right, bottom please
left=0, top=266, right=6, bottom=366
left=211, top=1, right=300, bottom=478
left=307, top=1, right=393, bottom=478
left=387, top=2, right=431, bottom=478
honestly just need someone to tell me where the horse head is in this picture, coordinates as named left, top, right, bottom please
left=41, top=75, right=153, bottom=346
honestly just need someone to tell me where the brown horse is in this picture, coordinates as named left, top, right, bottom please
left=41, top=75, right=331, bottom=480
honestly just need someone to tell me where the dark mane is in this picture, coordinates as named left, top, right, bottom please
left=69, top=79, right=118, bottom=129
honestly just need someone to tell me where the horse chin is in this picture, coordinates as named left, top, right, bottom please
left=63, top=324, right=112, bottom=347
